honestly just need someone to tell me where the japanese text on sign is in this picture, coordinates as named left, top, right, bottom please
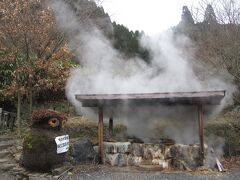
left=55, top=135, right=69, bottom=154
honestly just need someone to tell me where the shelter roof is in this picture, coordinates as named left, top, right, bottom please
left=75, top=90, right=225, bottom=107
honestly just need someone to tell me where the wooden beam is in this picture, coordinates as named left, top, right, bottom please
left=76, top=91, right=225, bottom=107
left=109, top=117, right=113, bottom=136
left=198, top=105, right=204, bottom=166
left=98, top=107, right=104, bottom=164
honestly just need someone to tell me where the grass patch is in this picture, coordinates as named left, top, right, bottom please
left=63, top=116, right=127, bottom=144
left=206, top=110, right=240, bottom=155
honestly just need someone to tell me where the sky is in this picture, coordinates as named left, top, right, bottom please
left=101, top=0, right=197, bottom=35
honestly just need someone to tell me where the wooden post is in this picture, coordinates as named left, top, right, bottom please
left=198, top=105, right=204, bottom=166
left=0, top=108, right=2, bottom=130
left=98, top=107, right=104, bottom=164
left=109, top=117, right=113, bottom=136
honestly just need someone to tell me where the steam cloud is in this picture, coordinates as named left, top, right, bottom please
left=48, top=0, right=235, bottom=161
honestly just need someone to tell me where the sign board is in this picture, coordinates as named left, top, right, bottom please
left=55, top=135, right=69, bottom=154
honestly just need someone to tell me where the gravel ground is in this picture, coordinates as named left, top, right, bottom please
left=72, top=168, right=240, bottom=180
left=1, top=166, right=240, bottom=180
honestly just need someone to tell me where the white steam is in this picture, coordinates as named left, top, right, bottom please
left=48, top=0, right=235, bottom=160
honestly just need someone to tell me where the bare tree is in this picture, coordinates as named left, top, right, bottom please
left=190, top=0, right=240, bottom=102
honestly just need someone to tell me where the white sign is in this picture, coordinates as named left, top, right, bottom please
left=55, top=135, right=69, bottom=154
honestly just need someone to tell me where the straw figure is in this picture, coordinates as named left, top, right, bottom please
left=22, top=109, right=68, bottom=171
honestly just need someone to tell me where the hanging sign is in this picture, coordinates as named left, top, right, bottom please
left=55, top=135, right=69, bottom=154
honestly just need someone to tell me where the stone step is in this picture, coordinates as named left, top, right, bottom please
left=0, top=149, right=10, bottom=158
left=11, top=166, right=25, bottom=172
left=0, top=163, right=17, bottom=171
left=0, top=136, right=14, bottom=142
left=0, top=143, right=13, bottom=151
left=0, top=158, right=10, bottom=163
left=0, top=140, right=16, bottom=150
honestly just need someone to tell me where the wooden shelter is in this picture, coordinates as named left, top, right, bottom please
left=75, top=90, right=225, bottom=165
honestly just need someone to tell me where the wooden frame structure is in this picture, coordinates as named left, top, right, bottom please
left=76, top=90, right=225, bottom=165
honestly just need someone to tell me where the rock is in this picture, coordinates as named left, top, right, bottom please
left=104, top=142, right=132, bottom=154
left=104, top=153, right=115, bottom=165
left=165, top=144, right=207, bottom=169
left=16, top=146, right=23, bottom=150
left=133, top=156, right=143, bottom=165
left=132, top=143, right=144, bottom=156
left=127, top=155, right=142, bottom=166
left=159, top=159, right=169, bottom=168
left=105, top=153, right=127, bottom=166
left=152, top=159, right=160, bottom=165
left=126, top=155, right=134, bottom=166
left=93, top=146, right=98, bottom=153
left=143, top=146, right=152, bottom=160
left=14, top=153, right=21, bottom=162
left=118, top=154, right=127, bottom=166
left=152, top=149, right=164, bottom=159
left=72, top=139, right=99, bottom=164
left=165, top=146, right=171, bottom=159
left=143, top=144, right=164, bottom=160
left=152, top=159, right=169, bottom=168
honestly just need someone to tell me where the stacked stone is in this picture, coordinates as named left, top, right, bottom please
left=165, top=144, right=207, bottom=170
left=103, top=142, right=167, bottom=168
left=102, top=142, right=207, bottom=170
left=141, top=144, right=168, bottom=168
left=104, top=142, right=133, bottom=166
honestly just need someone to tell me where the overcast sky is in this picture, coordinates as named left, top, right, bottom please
left=101, top=0, right=197, bottom=35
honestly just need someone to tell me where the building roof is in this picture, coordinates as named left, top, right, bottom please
left=75, top=90, right=225, bottom=107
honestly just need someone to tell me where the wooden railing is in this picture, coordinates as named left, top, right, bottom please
left=0, top=108, right=16, bottom=131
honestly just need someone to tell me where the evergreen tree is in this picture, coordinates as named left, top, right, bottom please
left=181, top=6, right=194, bottom=25
left=64, top=0, right=113, bottom=37
left=112, top=22, right=150, bottom=62
left=174, top=6, right=197, bottom=41
left=204, top=4, right=217, bottom=24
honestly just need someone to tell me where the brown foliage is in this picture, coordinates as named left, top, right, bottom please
left=0, top=0, right=73, bottom=98
left=31, top=109, right=67, bottom=126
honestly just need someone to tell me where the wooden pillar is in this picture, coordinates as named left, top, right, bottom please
left=109, top=117, right=113, bottom=136
left=198, top=105, right=204, bottom=166
left=98, top=107, right=104, bottom=164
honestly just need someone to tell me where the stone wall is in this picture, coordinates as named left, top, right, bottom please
left=99, top=142, right=207, bottom=170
